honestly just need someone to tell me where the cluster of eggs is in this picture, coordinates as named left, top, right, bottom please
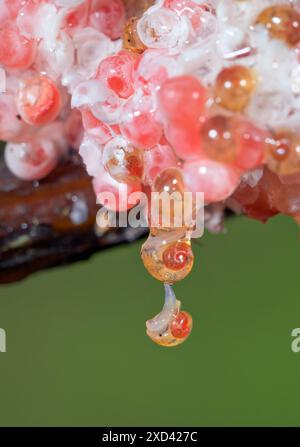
left=0, top=0, right=124, bottom=179
left=2, top=0, right=300, bottom=346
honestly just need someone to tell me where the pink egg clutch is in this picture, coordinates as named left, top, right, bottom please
left=1, top=0, right=300, bottom=346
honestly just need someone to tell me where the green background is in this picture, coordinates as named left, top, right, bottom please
left=0, top=215, right=300, bottom=427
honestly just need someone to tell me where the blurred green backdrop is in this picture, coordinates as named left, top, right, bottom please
left=0, top=215, right=300, bottom=427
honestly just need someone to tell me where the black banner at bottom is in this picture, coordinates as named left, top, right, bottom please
left=0, top=427, right=295, bottom=445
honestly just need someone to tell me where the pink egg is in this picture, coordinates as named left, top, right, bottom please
left=144, top=143, right=179, bottom=185
left=164, top=121, right=202, bottom=160
left=96, top=51, right=138, bottom=99
left=158, top=75, right=207, bottom=125
left=0, top=22, right=36, bottom=69
left=89, top=0, right=125, bottom=40
left=120, top=94, right=163, bottom=149
left=93, top=169, right=142, bottom=212
left=5, top=138, right=59, bottom=181
left=81, top=108, right=113, bottom=144
left=183, top=158, right=241, bottom=203
left=234, top=121, right=269, bottom=172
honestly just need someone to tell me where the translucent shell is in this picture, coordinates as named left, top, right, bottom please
left=102, top=136, right=144, bottom=184
left=96, top=51, right=137, bottom=99
left=122, top=17, right=146, bottom=54
left=134, top=48, right=180, bottom=94
left=265, top=130, right=300, bottom=176
left=162, top=242, right=193, bottom=272
left=150, top=167, right=189, bottom=232
left=141, top=232, right=194, bottom=283
left=153, top=167, right=185, bottom=195
left=201, top=115, right=237, bottom=164
left=146, top=284, right=193, bottom=347
left=201, top=116, right=268, bottom=171
left=136, top=7, right=189, bottom=50
left=18, top=76, right=61, bottom=126
left=214, top=65, right=256, bottom=113
left=256, top=5, right=300, bottom=47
